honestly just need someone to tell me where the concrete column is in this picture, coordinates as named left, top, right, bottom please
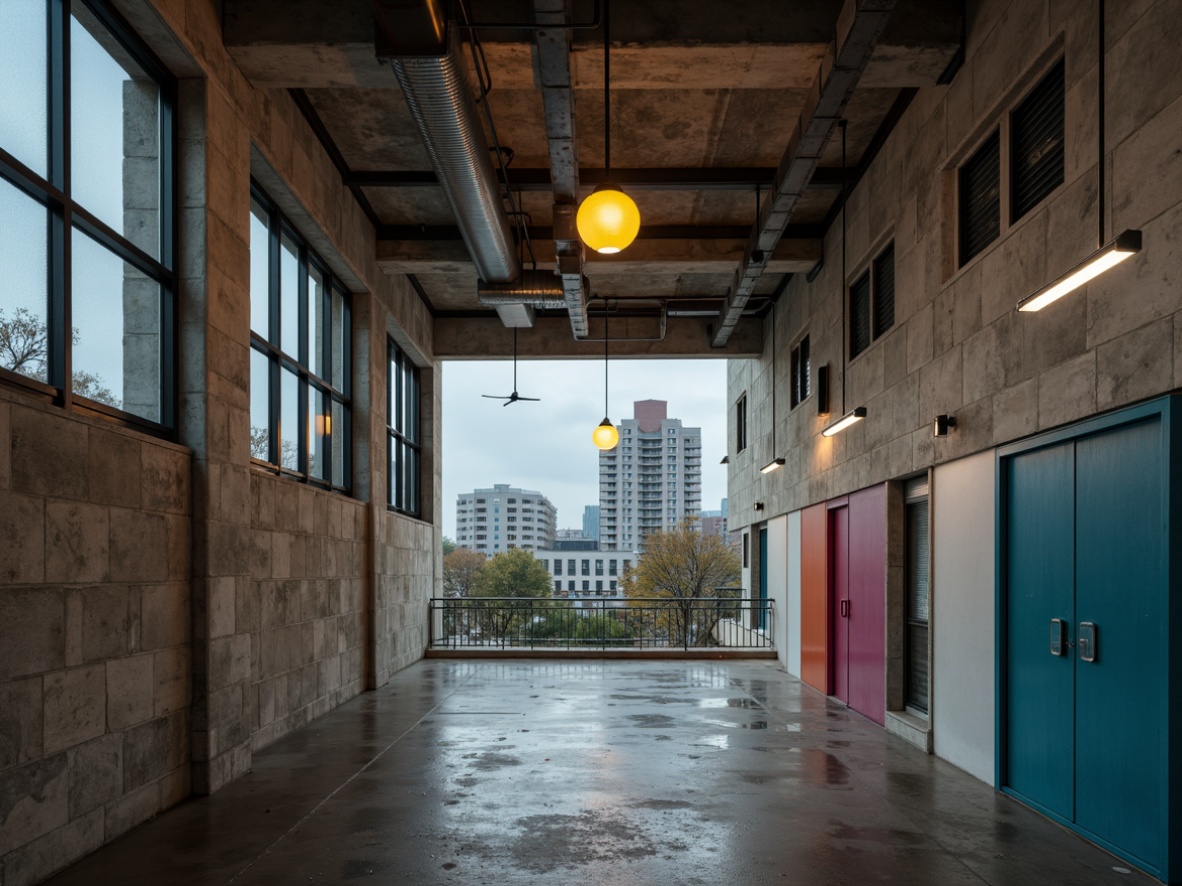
left=122, top=78, right=162, bottom=422
left=177, top=80, right=254, bottom=795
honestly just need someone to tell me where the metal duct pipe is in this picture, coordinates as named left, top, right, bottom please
left=375, top=0, right=520, bottom=283
left=478, top=270, right=574, bottom=309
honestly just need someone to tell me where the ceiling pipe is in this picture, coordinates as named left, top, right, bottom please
left=711, top=0, right=895, bottom=348
left=375, top=0, right=521, bottom=285
left=534, top=0, right=590, bottom=337
left=478, top=270, right=572, bottom=309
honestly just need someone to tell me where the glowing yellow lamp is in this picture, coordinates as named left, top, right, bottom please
left=592, top=418, right=620, bottom=451
left=576, top=184, right=640, bottom=254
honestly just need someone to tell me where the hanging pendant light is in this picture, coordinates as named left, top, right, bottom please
left=577, top=0, right=640, bottom=255
left=592, top=300, right=620, bottom=451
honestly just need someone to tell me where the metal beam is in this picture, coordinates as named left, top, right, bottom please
left=711, top=0, right=895, bottom=348
left=346, top=166, right=858, bottom=191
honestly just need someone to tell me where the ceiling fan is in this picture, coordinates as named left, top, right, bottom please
left=482, top=328, right=540, bottom=406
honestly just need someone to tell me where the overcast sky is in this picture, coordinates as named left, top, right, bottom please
left=441, top=358, right=731, bottom=539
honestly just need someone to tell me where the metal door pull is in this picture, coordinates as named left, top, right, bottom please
left=1078, top=622, right=1097, bottom=662
left=1050, top=618, right=1066, bottom=656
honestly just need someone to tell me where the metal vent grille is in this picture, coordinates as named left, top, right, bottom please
left=959, top=129, right=1001, bottom=266
left=873, top=243, right=895, bottom=338
left=849, top=271, right=871, bottom=358
left=906, top=499, right=930, bottom=713
left=1012, top=59, right=1065, bottom=221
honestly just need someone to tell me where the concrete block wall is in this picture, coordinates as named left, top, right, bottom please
left=0, top=393, right=191, bottom=886
left=730, top=0, right=1182, bottom=521
left=0, top=0, right=443, bottom=881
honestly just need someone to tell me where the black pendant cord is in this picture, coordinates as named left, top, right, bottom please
left=840, top=119, right=848, bottom=414
left=1097, top=0, right=1105, bottom=247
left=603, top=300, right=610, bottom=417
left=603, top=0, right=611, bottom=178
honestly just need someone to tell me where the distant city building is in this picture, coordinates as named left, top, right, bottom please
left=554, top=538, right=598, bottom=551
left=535, top=549, right=638, bottom=601
left=701, top=510, right=727, bottom=541
left=583, top=505, right=600, bottom=542
left=720, top=498, right=728, bottom=518
left=599, top=400, right=702, bottom=551
left=454, top=484, right=556, bottom=555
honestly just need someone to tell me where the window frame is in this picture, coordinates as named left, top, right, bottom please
left=249, top=183, right=353, bottom=492
left=735, top=393, right=748, bottom=453
left=848, top=240, right=895, bottom=362
left=387, top=339, right=422, bottom=517
left=0, top=0, right=178, bottom=435
left=789, top=334, right=810, bottom=410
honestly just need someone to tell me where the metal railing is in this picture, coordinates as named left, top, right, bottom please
left=429, top=595, right=774, bottom=652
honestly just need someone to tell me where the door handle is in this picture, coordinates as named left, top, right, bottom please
left=839, top=599, right=850, bottom=618
left=1050, top=618, right=1066, bottom=656
left=1078, top=622, right=1097, bottom=662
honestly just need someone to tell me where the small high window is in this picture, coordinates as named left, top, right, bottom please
left=790, top=335, right=810, bottom=409
left=849, top=242, right=895, bottom=360
left=1011, top=59, right=1065, bottom=222
left=735, top=394, right=748, bottom=453
left=959, top=130, right=1001, bottom=267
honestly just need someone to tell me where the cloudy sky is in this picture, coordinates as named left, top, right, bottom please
left=441, top=358, right=730, bottom=538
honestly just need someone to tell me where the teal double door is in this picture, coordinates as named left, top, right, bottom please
left=1001, top=402, right=1176, bottom=880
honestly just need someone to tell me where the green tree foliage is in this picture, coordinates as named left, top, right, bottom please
left=621, top=519, right=742, bottom=647
left=443, top=548, right=485, bottom=598
left=442, top=536, right=457, bottom=556
left=471, top=548, right=553, bottom=599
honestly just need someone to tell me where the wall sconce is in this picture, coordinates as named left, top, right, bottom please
left=720, top=455, right=730, bottom=465
left=754, top=501, right=765, bottom=511
left=933, top=414, right=957, bottom=437
left=822, top=406, right=867, bottom=437
left=1017, top=230, right=1141, bottom=312
left=760, top=457, right=786, bottom=474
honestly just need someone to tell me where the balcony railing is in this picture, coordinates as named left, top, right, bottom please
left=429, top=595, right=773, bottom=652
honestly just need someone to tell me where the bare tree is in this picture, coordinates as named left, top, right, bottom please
left=0, top=307, right=121, bottom=408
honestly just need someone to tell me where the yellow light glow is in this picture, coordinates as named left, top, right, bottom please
left=822, top=407, right=867, bottom=438
left=576, top=185, right=641, bottom=254
left=1017, top=230, right=1142, bottom=312
left=316, top=414, right=331, bottom=436
left=592, top=418, right=620, bottom=451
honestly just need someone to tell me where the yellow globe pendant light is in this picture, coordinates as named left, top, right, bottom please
left=592, top=298, right=619, bottom=451
left=577, top=183, right=640, bottom=254
left=577, top=0, right=639, bottom=256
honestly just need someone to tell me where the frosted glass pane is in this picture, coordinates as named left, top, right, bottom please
left=71, top=5, right=161, bottom=258
left=0, top=0, right=48, bottom=177
left=0, top=178, right=49, bottom=383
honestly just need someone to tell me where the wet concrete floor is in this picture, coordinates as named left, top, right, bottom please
left=44, top=660, right=1150, bottom=885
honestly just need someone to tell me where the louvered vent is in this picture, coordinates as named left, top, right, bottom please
left=849, top=271, right=871, bottom=358
left=1012, top=59, right=1065, bottom=221
left=959, top=129, right=1001, bottom=266
left=873, top=243, right=895, bottom=338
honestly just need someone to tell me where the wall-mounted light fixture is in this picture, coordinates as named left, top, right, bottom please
left=754, top=501, right=765, bottom=511
left=1017, top=0, right=1139, bottom=314
left=760, top=457, right=786, bottom=474
left=933, top=414, right=957, bottom=437
left=1017, top=230, right=1142, bottom=312
left=720, top=455, right=730, bottom=465
left=823, top=407, right=867, bottom=437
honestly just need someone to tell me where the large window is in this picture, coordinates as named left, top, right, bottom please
left=0, top=0, right=176, bottom=429
left=388, top=340, right=421, bottom=516
left=249, top=185, right=351, bottom=490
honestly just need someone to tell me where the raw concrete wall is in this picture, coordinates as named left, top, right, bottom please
left=0, top=0, right=442, bottom=882
left=932, top=451, right=996, bottom=785
left=0, top=394, right=191, bottom=886
left=728, top=0, right=1182, bottom=778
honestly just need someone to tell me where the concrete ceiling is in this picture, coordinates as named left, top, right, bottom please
left=224, top=0, right=961, bottom=357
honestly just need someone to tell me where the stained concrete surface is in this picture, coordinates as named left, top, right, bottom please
left=43, top=661, right=1149, bottom=885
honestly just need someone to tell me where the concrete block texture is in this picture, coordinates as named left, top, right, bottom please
left=43, top=666, right=106, bottom=756
left=10, top=407, right=89, bottom=501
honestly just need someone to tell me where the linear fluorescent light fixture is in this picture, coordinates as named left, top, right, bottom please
left=1017, top=230, right=1142, bottom=312
left=760, top=457, right=786, bottom=474
left=822, top=406, right=867, bottom=437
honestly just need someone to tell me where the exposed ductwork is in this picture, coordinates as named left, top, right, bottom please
left=711, top=0, right=895, bottom=347
left=478, top=270, right=571, bottom=310
left=375, top=0, right=520, bottom=285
